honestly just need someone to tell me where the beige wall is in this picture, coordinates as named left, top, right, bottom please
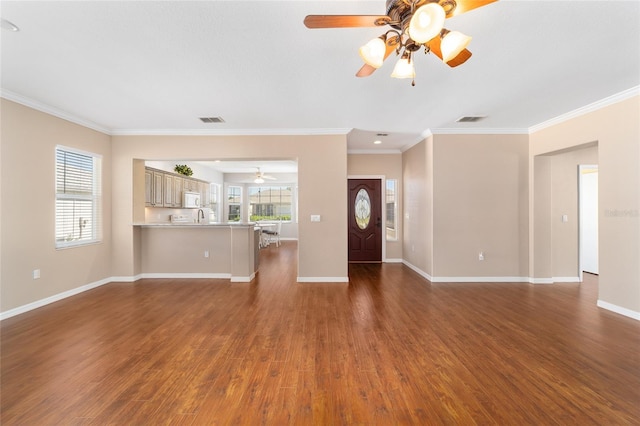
left=347, top=153, right=403, bottom=260
left=1, top=99, right=113, bottom=312
left=530, top=95, right=640, bottom=314
left=432, top=134, right=530, bottom=279
left=111, top=134, right=348, bottom=281
left=402, top=138, right=433, bottom=275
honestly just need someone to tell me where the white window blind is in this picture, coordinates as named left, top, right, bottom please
left=55, top=147, right=102, bottom=248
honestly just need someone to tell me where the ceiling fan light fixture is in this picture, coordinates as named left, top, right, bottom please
left=408, top=3, right=446, bottom=44
left=255, top=177, right=265, bottom=184
left=359, top=36, right=386, bottom=68
left=441, top=30, right=472, bottom=62
left=391, top=53, right=415, bottom=79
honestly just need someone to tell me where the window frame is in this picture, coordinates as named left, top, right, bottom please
left=55, top=145, right=102, bottom=249
left=227, top=185, right=242, bottom=222
left=247, top=185, right=294, bottom=222
left=385, top=179, right=398, bottom=241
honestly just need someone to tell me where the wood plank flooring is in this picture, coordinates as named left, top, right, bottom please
left=2, top=241, right=639, bottom=424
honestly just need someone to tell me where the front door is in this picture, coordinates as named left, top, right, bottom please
left=348, top=179, right=382, bottom=262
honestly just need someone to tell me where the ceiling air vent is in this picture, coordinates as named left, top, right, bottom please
left=199, top=117, right=225, bottom=123
left=456, top=116, right=486, bottom=123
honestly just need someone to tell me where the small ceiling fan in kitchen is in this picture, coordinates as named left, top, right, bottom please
left=303, top=0, right=497, bottom=85
left=255, top=168, right=276, bottom=184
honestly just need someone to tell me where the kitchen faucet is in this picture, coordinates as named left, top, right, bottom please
left=197, top=209, right=205, bottom=223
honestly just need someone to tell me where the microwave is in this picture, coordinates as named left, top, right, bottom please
left=183, top=191, right=200, bottom=208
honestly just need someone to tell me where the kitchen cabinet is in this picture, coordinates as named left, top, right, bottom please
left=144, top=167, right=209, bottom=208
left=199, top=181, right=210, bottom=208
left=145, top=168, right=164, bottom=207
left=163, top=174, right=185, bottom=208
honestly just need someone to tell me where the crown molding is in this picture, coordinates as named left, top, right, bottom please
left=1, top=89, right=112, bottom=135
left=347, top=149, right=402, bottom=154
left=110, top=128, right=352, bottom=136
left=432, top=128, right=529, bottom=135
left=528, top=86, right=640, bottom=134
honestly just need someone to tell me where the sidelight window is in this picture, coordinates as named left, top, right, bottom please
left=386, top=179, right=397, bottom=241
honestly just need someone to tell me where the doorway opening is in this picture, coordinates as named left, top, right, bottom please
left=579, top=164, right=598, bottom=281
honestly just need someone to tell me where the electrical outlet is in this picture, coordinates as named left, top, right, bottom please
left=204, top=250, right=209, bottom=258
left=479, top=252, right=484, bottom=261
left=33, top=269, right=41, bottom=279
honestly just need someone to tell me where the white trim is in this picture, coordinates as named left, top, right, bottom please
left=348, top=149, right=402, bottom=154
left=384, top=258, right=403, bottom=263
left=529, top=86, right=640, bottom=133
left=402, top=260, right=433, bottom=282
left=431, top=276, right=530, bottom=283
left=231, top=272, right=256, bottom=283
left=529, top=277, right=554, bottom=284
left=139, top=272, right=231, bottom=279
left=111, top=274, right=143, bottom=282
left=110, top=128, right=352, bottom=136
left=432, top=128, right=529, bottom=135
left=348, top=175, right=386, bottom=262
left=0, top=277, right=112, bottom=321
left=400, top=130, right=432, bottom=152
left=597, top=300, right=640, bottom=321
left=297, top=277, right=349, bottom=283
left=1, top=89, right=111, bottom=135
left=552, top=276, right=581, bottom=283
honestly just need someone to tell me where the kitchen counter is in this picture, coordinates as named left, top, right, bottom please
left=134, top=222, right=257, bottom=227
left=134, top=223, right=260, bottom=282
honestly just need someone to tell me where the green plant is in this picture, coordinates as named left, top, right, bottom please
left=174, top=164, right=193, bottom=176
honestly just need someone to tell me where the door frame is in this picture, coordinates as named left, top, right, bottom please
left=578, top=164, right=598, bottom=281
left=348, top=175, right=386, bottom=262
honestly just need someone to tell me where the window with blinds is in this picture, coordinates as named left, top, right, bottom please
left=55, top=146, right=102, bottom=248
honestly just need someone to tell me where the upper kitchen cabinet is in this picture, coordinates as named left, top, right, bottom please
left=145, top=166, right=210, bottom=208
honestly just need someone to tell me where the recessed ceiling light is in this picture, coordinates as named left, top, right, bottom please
left=374, top=140, right=382, bottom=145
left=1, top=18, right=20, bottom=32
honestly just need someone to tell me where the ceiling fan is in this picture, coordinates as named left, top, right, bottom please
left=255, top=168, right=276, bottom=184
left=304, top=0, right=497, bottom=85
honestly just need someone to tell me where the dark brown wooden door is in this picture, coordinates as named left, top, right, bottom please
left=348, top=179, right=382, bottom=262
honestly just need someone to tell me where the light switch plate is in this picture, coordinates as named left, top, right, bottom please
left=311, top=215, right=321, bottom=222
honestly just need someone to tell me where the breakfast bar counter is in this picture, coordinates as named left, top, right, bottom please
left=134, top=222, right=260, bottom=282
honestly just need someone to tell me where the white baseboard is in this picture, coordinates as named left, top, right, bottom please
left=402, top=260, right=433, bottom=281
left=0, top=277, right=112, bottom=321
left=384, top=258, right=403, bottom=263
left=231, top=272, right=256, bottom=283
left=597, top=300, right=640, bottom=321
left=553, top=276, right=581, bottom=283
left=139, top=272, right=231, bottom=280
left=529, top=277, right=554, bottom=284
left=297, top=277, right=349, bottom=283
left=111, top=274, right=143, bottom=282
left=431, top=276, right=530, bottom=283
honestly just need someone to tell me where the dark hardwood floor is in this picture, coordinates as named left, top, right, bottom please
left=2, top=241, right=639, bottom=424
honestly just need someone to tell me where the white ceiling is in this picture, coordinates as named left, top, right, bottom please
left=1, top=1, right=639, bottom=152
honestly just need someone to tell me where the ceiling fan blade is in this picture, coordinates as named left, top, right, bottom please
left=304, top=15, right=390, bottom=29
left=447, top=0, right=498, bottom=18
left=356, top=64, right=376, bottom=78
left=356, top=34, right=399, bottom=78
left=446, top=49, right=472, bottom=67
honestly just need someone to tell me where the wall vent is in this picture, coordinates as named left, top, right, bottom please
left=456, top=116, right=486, bottom=123
left=199, top=117, right=225, bottom=123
